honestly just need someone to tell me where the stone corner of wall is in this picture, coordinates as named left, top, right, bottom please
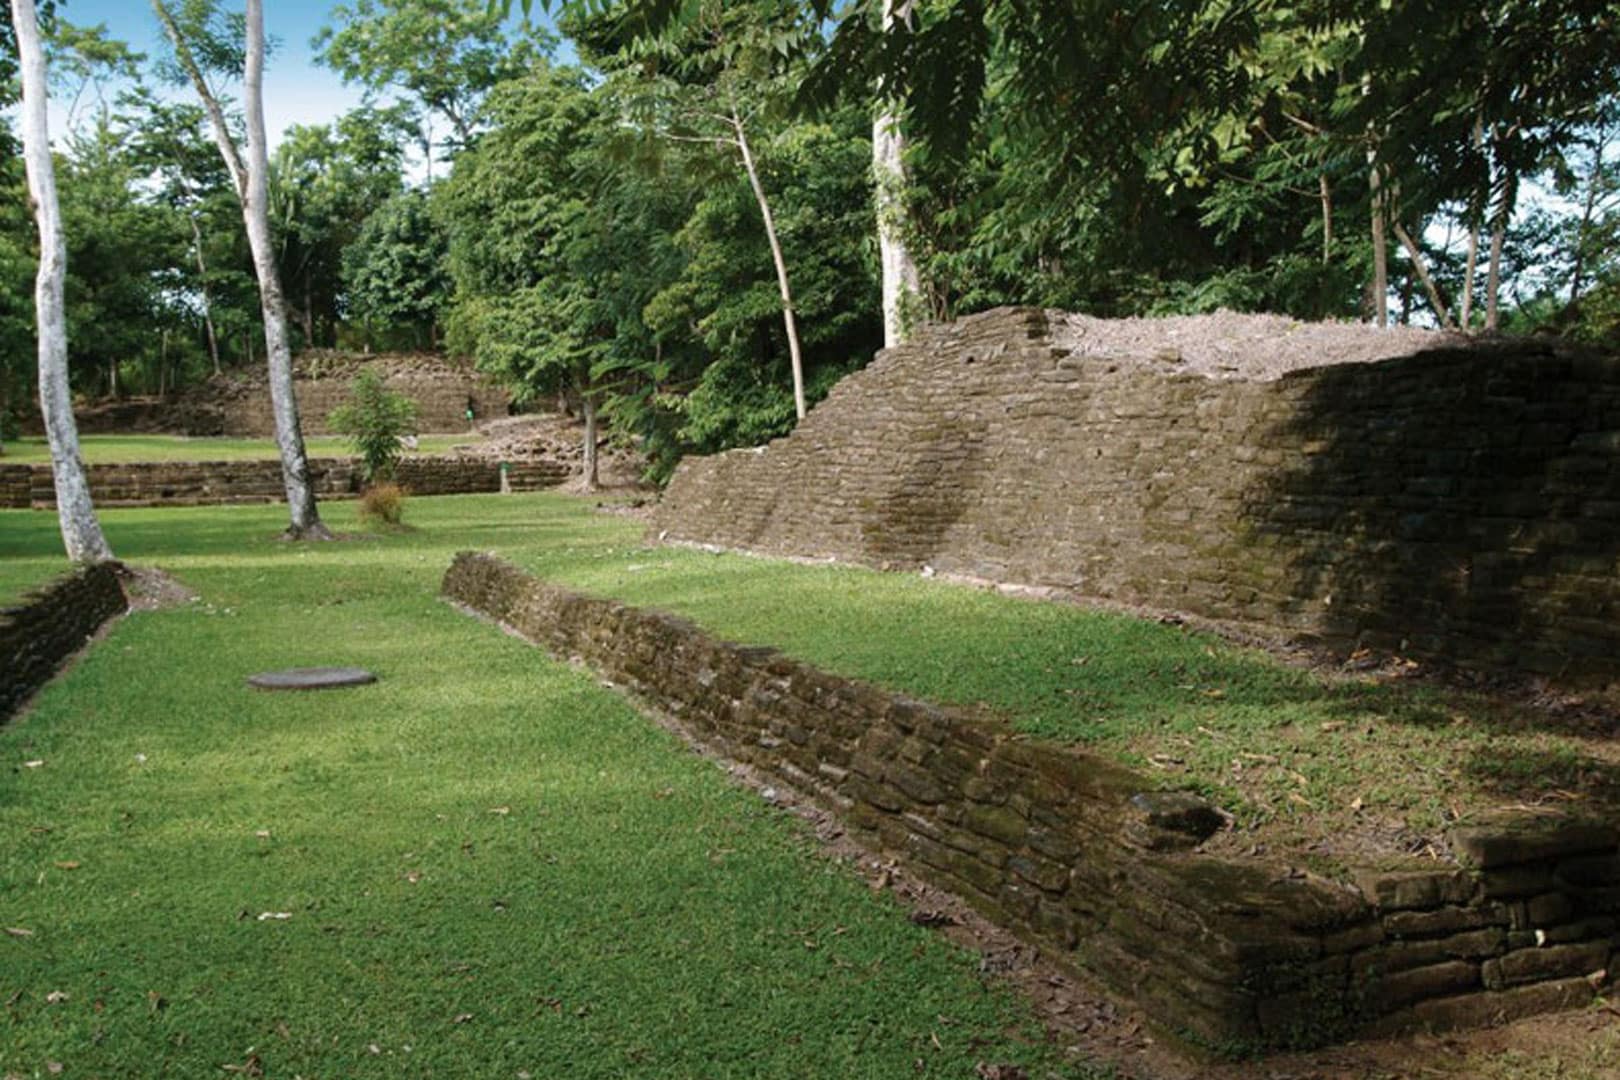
left=439, top=551, right=1619, bottom=1053
left=1, top=561, right=130, bottom=721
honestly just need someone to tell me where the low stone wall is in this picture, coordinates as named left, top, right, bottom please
left=20, top=354, right=510, bottom=437
left=442, top=551, right=1618, bottom=1052
left=654, top=307, right=1620, bottom=696
left=1, top=563, right=128, bottom=720
left=0, top=456, right=572, bottom=509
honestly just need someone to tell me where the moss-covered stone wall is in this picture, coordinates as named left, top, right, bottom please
left=0, top=456, right=570, bottom=509
left=654, top=307, right=1620, bottom=696
left=443, top=552, right=1618, bottom=1051
left=1, top=563, right=127, bottom=720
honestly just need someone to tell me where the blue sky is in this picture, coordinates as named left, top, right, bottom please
left=44, top=0, right=552, bottom=148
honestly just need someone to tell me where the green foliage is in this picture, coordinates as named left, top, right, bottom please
left=329, top=367, right=419, bottom=482
left=315, top=0, right=552, bottom=155
left=342, top=188, right=452, bottom=349
left=271, top=107, right=413, bottom=348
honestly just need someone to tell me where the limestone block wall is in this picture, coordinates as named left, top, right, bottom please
left=654, top=307, right=1620, bottom=694
left=442, top=552, right=1618, bottom=1051
left=1, top=563, right=127, bottom=719
left=200, top=356, right=510, bottom=436
left=0, top=456, right=571, bottom=509
left=20, top=355, right=511, bottom=437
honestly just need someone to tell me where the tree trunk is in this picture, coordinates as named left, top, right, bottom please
left=1485, top=215, right=1505, bottom=331
left=1460, top=117, right=1485, bottom=329
left=874, top=0, right=922, bottom=349
left=1367, top=150, right=1388, bottom=328
left=300, top=282, right=315, bottom=346
left=1461, top=222, right=1480, bottom=329
left=580, top=391, right=599, bottom=493
left=157, top=0, right=327, bottom=538
left=1319, top=172, right=1333, bottom=265
left=189, top=213, right=222, bottom=374
left=12, top=0, right=113, bottom=563
left=1570, top=123, right=1609, bottom=304
left=732, top=109, right=807, bottom=421
left=1392, top=222, right=1454, bottom=328
left=242, top=0, right=327, bottom=538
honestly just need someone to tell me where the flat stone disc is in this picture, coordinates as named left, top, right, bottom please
left=247, top=667, right=377, bottom=691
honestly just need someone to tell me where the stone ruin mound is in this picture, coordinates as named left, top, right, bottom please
left=655, top=305, right=1620, bottom=696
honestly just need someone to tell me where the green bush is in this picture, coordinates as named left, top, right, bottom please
left=329, top=368, right=419, bottom=484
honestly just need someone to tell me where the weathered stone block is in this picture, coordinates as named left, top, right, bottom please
left=1482, top=942, right=1609, bottom=990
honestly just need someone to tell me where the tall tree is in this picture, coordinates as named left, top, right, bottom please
left=586, top=0, right=825, bottom=419
left=872, top=0, right=921, bottom=348
left=153, top=0, right=330, bottom=539
left=315, top=0, right=545, bottom=174
left=10, top=0, right=113, bottom=561
left=270, top=107, right=411, bottom=347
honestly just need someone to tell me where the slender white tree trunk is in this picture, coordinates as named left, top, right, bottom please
left=189, top=213, right=222, bottom=373
left=12, top=0, right=114, bottom=563
left=732, top=109, right=807, bottom=421
left=874, top=0, right=922, bottom=349
left=1318, top=173, right=1333, bottom=265
left=1460, top=117, right=1485, bottom=329
left=1392, top=222, right=1454, bottom=328
left=155, top=0, right=328, bottom=537
left=1367, top=150, right=1388, bottom=328
left=242, top=0, right=326, bottom=537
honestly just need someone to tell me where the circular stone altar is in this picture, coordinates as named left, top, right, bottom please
left=246, top=667, right=378, bottom=691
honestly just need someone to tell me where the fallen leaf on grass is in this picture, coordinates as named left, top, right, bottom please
left=256, top=912, right=292, bottom=922
left=4, top=928, right=33, bottom=938
left=45, top=991, right=69, bottom=1004
left=487, top=806, right=510, bottom=816
left=253, top=830, right=271, bottom=840
left=1349, top=796, right=1365, bottom=813
left=403, top=871, right=422, bottom=885
left=53, top=861, right=80, bottom=871
left=46, top=1063, right=62, bottom=1076
left=453, top=1013, right=474, bottom=1024
left=23, top=760, right=43, bottom=769
left=219, top=1054, right=263, bottom=1076
left=147, top=991, right=167, bottom=1013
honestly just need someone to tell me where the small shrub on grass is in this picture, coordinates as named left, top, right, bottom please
left=329, top=367, right=419, bottom=484
left=358, top=481, right=406, bottom=526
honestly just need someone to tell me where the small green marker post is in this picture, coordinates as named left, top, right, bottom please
left=499, top=460, right=511, bottom=495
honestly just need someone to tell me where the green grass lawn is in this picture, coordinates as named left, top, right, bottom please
left=8, top=492, right=1616, bottom=867
left=0, top=433, right=483, bottom=465
left=1, top=496, right=1104, bottom=1079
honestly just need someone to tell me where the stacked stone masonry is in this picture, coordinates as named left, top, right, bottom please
left=25, top=354, right=509, bottom=437
left=0, top=456, right=571, bottom=510
left=1, top=563, right=127, bottom=719
left=654, top=307, right=1620, bottom=695
left=443, top=552, right=1618, bottom=1051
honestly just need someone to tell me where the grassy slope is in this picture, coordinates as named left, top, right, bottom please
left=518, top=516, right=1618, bottom=863
left=0, top=433, right=481, bottom=465
left=7, top=493, right=1614, bottom=862
left=0, top=496, right=1100, bottom=1079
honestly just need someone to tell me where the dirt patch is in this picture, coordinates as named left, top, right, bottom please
left=1048, top=309, right=1474, bottom=381
left=116, top=565, right=198, bottom=612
